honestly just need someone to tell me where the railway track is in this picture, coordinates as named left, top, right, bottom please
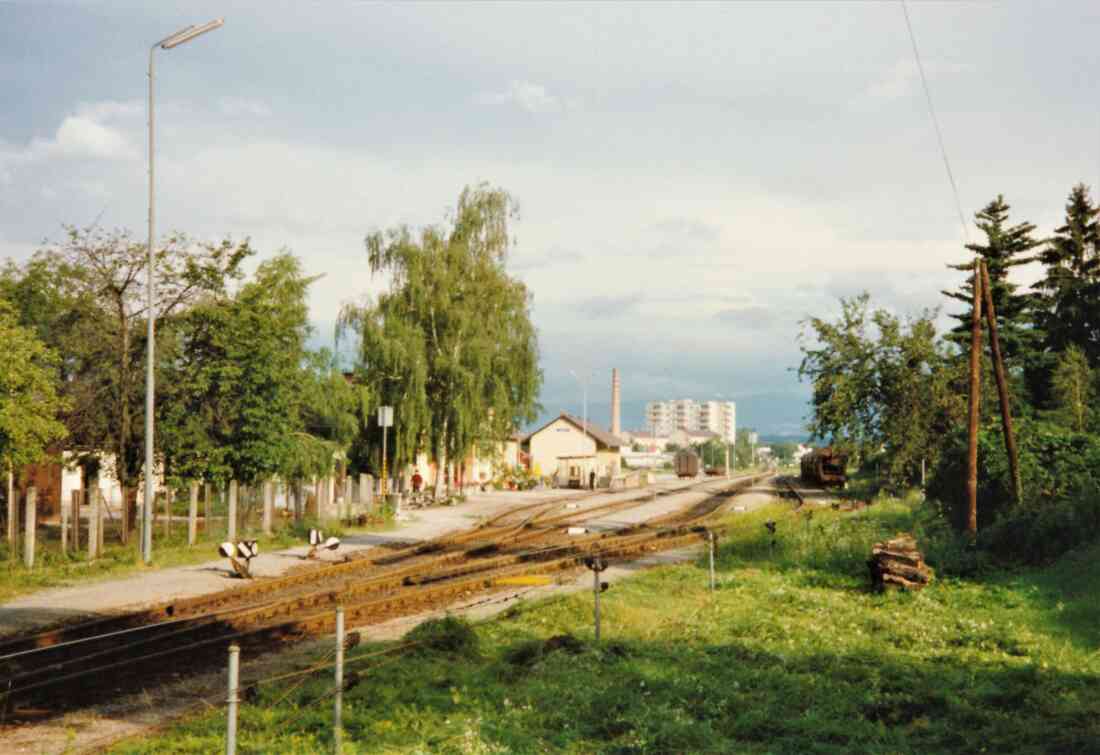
left=0, top=473, right=767, bottom=718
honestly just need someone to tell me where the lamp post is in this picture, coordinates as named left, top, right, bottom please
left=144, top=18, right=224, bottom=564
left=569, top=369, right=594, bottom=479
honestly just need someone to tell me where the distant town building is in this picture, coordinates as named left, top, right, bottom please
left=645, top=399, right=736, bottom=443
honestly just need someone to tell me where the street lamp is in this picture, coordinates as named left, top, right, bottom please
left=569, top=369, right=594, bottom=482
left=144, top=18, right=224, bottom=564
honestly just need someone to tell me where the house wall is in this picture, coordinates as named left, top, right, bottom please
left=528, top=418, right=596, bottom=477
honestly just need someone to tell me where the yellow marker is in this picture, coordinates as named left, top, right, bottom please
left=495, top=575, right=553, bottom=586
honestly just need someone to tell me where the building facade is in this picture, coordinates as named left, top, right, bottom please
left=645, top=399, right=736, bottom=443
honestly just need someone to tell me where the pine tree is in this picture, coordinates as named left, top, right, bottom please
left=1033, top=184, right=1100, bottom=364
left=942, top=195, right=1042, bottom=368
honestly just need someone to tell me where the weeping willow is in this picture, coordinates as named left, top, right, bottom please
left=339, top=185, right=541, bottom=492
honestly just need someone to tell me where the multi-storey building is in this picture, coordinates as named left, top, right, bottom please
left=645, top=399, right=736, bottom=443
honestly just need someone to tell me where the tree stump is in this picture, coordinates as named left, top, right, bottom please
left=868, top=534, right=933, bottom=591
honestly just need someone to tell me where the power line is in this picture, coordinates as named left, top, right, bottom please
left=901, top=0, right=970, bottom=245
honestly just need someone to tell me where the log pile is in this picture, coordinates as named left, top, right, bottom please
left=867, top=534, right=933, bottom=591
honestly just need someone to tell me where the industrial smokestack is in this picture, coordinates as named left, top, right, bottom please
left=611, top=368, right=621, bottom=436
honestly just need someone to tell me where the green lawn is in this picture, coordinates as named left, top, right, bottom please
left=112, top=499, right=1100, bottom=754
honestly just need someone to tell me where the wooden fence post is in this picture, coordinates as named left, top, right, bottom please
left=6, top=468, right=14, bottom=549
left=97, top=489, right=104, bottom=556
left=228, top=480, right=238, bottom=541
left=119, top=484, right=129, bottom=545
left=262, top=480, right=273, bottom=536
left=72, top=490, right=82, bottom=554
left=164, top=488, right=173, bottom=540
left=189, top=481, right=199, bottom=546
left=88, top=490, right=99, bottom=560
left=61, top=489, right=70, bottom=554
left=23, top=487, right=36, bottom=569
left=203, top=482, right=211, bottom=531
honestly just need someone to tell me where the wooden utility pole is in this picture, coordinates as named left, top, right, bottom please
left=980, top=261, right=1023, bottom=505
left=966, top=263, right=983, bottom=535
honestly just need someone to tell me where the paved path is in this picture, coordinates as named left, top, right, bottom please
left=0, top=476, right=743, bottom=637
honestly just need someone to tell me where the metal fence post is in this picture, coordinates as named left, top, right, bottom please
left=23, top=488, right=36, bottom=569
left=226, top=643, right=240, bottom=755
left=334, top=605, right=345, bottom=754
left=708, top=531, right=717, bottom=592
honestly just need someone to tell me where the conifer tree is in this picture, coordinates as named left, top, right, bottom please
left=1033, top=184, right=1100, bottom=364
left=942, top=196, right=1042, bottom=368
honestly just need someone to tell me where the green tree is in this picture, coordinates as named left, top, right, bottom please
left=798, top=294, right=879, bottom=461
left=0, top=300, right=69, bottom=485
left=1033, top=184, right=1100, bottom=364
left=159, top=253, right=316, bottom=487
left=799, top=294, right=965, bottom=485
left=1049, top=344, right=1094, bottom=432
left=942, top=196, right=1042, bottom=373
left=18, top=226, right=250, bottom=529
left=340, top=185, right=542, bottom=495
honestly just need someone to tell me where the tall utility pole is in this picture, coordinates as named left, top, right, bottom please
left=979, top=261, right=1022, bottom=506
left=966, top=263, right=983, bottom=535
left=145, top=18, right=224, bottom=564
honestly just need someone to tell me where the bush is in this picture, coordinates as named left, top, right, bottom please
left=404, top=615, right=480, bottom=658
left=927, top=419, right=1100, bottom=562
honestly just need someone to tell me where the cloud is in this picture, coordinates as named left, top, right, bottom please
left=0, top=101, right=140, bottom=166
left=218, top=97, right=273, bottom=118
left=475, top=81, right=560, bottom=113
left=510, top=246, right=584, bottom=271
left=865, top=59, right=976, bottom=100
left=652, top=217, right=721, bottom=243
left=574, top=293, right=645, bottom=318
left=714, top=306, right=780, bottom=329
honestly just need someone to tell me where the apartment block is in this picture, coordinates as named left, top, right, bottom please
left=644, top=398, right=736, bottom=443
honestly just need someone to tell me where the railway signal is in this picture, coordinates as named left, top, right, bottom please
left=219, top=539, right=258, bottom=579
left=306, top=528, right=341, bottom=560
left=584, top=556, right=610, bottom=642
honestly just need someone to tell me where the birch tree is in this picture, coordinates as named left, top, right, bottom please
left=340, top=185, right=541, bottom=495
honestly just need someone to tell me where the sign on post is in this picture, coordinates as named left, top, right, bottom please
left=377, top=406, right=393, bottom=427
left=378, top=406, right=393, bottom=497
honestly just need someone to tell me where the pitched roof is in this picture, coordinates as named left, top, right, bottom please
left=523, top=412, right=626, bottom=449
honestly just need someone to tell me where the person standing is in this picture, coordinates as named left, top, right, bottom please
left=589, top=469, right=596, bottom=490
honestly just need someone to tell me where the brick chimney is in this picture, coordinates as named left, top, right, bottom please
left=611, top=368, right=621, bottom=437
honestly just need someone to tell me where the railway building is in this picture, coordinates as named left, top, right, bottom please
left=522, top=412, right=625, bottom=487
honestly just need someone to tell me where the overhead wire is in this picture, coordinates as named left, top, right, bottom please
left=901, top=0, right=970, bottom=244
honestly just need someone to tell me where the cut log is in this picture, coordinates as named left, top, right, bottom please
left=868, top=534, right=933, bottom=592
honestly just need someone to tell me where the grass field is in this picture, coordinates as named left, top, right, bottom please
left=112, top=497, right=1100, bottom=754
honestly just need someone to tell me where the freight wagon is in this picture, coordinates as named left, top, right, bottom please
left=674, top=449, right=700, bottom=479
left=800, top=447, right=849, bottom=488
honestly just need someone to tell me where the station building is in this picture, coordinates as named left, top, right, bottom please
left=522, top=413, right=625, bottom=487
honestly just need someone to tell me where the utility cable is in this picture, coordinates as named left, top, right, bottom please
left=901, top=0, right=970, bottom=244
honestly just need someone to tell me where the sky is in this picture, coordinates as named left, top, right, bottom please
left=2, top=1, right=1100, bottom=436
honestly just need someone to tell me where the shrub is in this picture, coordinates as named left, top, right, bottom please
left=404, top=615, right=480, bottom=658
left=927, top=419, right=1100, bottom=562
